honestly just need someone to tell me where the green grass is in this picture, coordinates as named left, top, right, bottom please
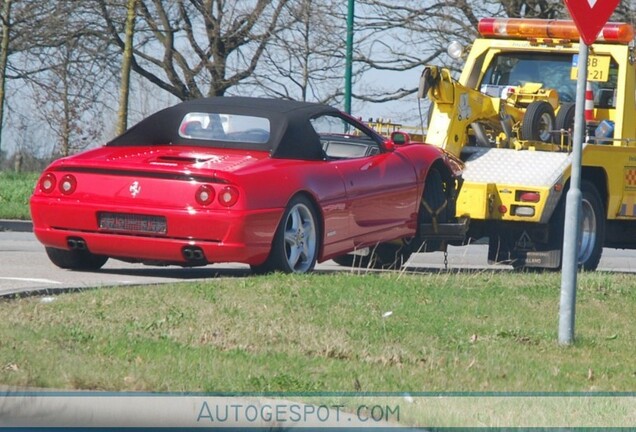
left=0, top=271, right=634, bottom=392
left=0, top=171, right=39, bottom=220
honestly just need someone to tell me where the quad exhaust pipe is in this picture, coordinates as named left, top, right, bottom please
left=67, top=237, right=87, bottom=251
left=67, top=237, right=207, bottom=264
left=182, top=246, right=206, bottom=263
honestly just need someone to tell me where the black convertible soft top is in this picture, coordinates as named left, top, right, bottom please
left=108, top=96, right=341, bottom=160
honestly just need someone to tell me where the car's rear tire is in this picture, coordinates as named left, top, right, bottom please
left=45, top=247, right=108, bottom=270
left=251, top=195, right=320, bottom=274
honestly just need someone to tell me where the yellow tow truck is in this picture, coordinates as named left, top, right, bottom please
left=414, top=17, right=636, bottom=270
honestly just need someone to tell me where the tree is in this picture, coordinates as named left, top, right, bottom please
left=99, top=0, right=294, bottom=101
left=246, top=0, right=350, bottom=105
left=26, top=2, right=117, bottom=158
left=0, top=1, right=60, bottom=160
left=30, top=37, right=110, bottom=157
left=0, top=0, right=12, bottom=159
left=117, top=0, right=137, bottom=134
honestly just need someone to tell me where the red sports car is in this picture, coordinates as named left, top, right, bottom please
left=30, top=97, right=462, bottom=274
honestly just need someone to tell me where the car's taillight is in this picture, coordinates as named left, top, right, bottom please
left=40, top=173, right=57, bottom=194
left=59, top=174, right=77, bottom=195
left=195, top=185, right=215, bottom=206
left=218, top=186, right=239, bottom=207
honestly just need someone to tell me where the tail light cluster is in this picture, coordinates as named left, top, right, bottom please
left=497, top=190, right=541, bottom=217
left=196, top=184, right=240, bottom=207
left=39, top=173, right=240, bottom=208
left=39, top=173, right=77, bottom=196
left=512, top=190, right=541, bottom=217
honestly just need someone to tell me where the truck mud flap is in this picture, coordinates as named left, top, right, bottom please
left=489, top=249, right=561, bottom=268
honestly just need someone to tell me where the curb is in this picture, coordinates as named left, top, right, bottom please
left=0, top=219, right=33, bottom=232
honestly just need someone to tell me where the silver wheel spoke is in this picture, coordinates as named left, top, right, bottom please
left=282, top=203, right=317, bottom=272
left=284, top=230, right=297, bottom=246
left=288, top=246, right=302, bottom=269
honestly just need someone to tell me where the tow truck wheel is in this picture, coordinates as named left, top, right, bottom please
left=544, top=180, right=605, bottom=271
left=521, top=101, right=555, bottom=143
left=510, top=181, right=604, bottom=272
left=576, top=181, right=605, bottom=270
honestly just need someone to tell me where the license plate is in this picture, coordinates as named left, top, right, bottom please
left=571, top=54, right=611, bottom=82
left=98, top=212, right=167, bottom=235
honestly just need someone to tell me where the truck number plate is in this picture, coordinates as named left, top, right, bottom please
left=571, top=55, right=611, bottom=82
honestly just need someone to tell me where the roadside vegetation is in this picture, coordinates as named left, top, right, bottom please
left=0, top=171, right=39, bottom=220
left=1, top=271, right=634, bottom=392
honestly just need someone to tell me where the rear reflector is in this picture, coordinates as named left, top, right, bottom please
left=519, top=191, right=541, bottom=203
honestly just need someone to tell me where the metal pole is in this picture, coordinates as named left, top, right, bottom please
left=558, top=40, right=588, bottom=345
left=344, top=0, right=354, bottom=115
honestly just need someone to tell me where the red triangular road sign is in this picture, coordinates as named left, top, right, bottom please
left=564, top=0, right=620, bottom=45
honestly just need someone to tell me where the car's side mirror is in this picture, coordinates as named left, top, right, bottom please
left=390, top=131, right=411, bottom=145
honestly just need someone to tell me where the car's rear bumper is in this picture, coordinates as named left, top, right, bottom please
left=31, top=197, right=282, bottom=266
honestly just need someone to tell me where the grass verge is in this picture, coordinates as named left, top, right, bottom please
left=1, top=271, right=634, bottom=392
left=0, top=171, right=39, bottom=220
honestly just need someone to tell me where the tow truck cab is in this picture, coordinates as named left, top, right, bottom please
left=423, top=18, right=636, bottom=270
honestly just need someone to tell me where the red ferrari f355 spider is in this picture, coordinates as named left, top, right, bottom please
left=30, top=97, right=463, bottom=273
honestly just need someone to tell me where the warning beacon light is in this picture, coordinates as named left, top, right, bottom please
left=478, top=18, right=634, bottom=44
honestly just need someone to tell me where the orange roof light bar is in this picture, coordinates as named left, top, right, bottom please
left=478, top=18, right=634, bottom=44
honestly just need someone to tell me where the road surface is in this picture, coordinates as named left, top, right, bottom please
left=1, top=222, right=635, bottom=297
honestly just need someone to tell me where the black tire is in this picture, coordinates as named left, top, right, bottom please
left=521, top=101, right=555, bottom=143
left=417, top=167, right=450, bottom=252
left=331, top=240, right=413, bottom=270
left=577, top=181, right=605, bottom=270
left=554, top=102, right=576, bottom=145
left=45, top=247, right=108, bottom=270
left=514, top=180, right=604, bottom=272
left=251, top=195, right=320, bottom=274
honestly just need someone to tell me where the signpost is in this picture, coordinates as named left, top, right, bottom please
left=559, top=0, right=620, bottom=345
left=344, top=0, right=355, bottom=115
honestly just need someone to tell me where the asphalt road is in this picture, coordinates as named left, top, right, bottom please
left=1, top=220, right=635, bottom=297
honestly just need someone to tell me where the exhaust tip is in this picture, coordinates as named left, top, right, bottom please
left=67, top=237, right=87, bottom=251
left=182, top=246, right=207, bottom=264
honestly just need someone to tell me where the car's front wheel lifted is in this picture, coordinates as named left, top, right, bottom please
left=251, top=195, right=320, bottom=274
left=45, top=247, right=108, bottom=270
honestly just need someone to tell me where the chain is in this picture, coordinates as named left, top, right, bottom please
left=444, top=250, right=448, bottom=271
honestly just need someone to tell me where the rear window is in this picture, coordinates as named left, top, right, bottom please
left=178, top=112, right=271, bottom=144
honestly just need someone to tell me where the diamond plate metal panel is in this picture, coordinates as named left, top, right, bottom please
left=461, top=147, right=572, bottom=187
